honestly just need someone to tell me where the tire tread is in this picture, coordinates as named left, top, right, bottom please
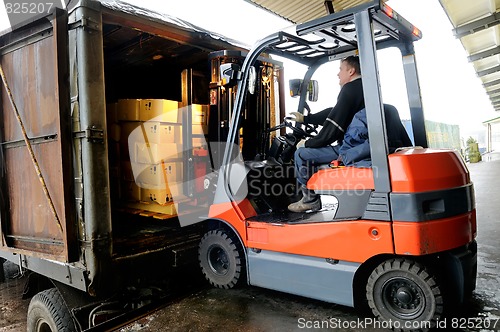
left=27, top=288, right=76, bottom=332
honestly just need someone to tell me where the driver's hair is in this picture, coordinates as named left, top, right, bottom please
left=342, top=56, right=361, bottom=75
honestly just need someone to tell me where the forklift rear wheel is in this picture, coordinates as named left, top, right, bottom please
left=27, top=288, right=76, bottom=332
left=366, top=258, right=443, bottom=329
left=199, top=229, right=245, bottom=289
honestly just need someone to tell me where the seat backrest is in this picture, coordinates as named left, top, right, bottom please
left=384, top=104, right=413, bottom=152
left=337, top=104, right=412, bottom=167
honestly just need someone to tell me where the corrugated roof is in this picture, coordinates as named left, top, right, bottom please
left=244, top=0, right=326, bottom=24
left=439, top=0, right=500, bottom=111
left=243, top=0, right=383, bottom=24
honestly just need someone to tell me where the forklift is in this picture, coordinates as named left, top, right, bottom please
left=198, top=0, right=477, bottom=329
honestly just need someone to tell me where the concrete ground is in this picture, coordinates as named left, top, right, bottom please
left=1, top=153, right=499, bottom=332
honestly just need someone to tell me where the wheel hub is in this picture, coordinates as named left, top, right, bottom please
left=383, top=278, right=425, bottom=318
left=208, top=245, right=229, bottom=276
left=396, top=287, right=413, bottom=304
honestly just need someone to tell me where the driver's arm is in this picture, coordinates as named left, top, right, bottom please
left=304, top=81, right=363, bottom=148
left=304, top=107, right=331, bottom=126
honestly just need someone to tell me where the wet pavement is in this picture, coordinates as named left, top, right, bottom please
left=1, top=153, right=499, bottom=332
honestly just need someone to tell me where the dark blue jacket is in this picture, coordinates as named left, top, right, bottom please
left=338, top=104, right=412, bottom=167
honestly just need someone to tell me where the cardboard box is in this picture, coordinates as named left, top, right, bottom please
left=120, top=121, right=143, bottom=160
left=191, top=104, right=208, bottom=125
left=117, top=99, right=141, bottom=121
left=139, top=99, right=180, bottom=122
left=141, top=182, right=183, bottom=205
left=121, top=161, right=134, bottom=182
left=177, top=104, right=208, bottom=124
left=192, top=137, right=207, bottom=148
left=142, top=122, right=181, bottom=144
left=131, top=161, right=183, bottom=186
left=122, top=180, right=141, bottom=201
left=133, top=142, right=183, bottom=164
left=192, top=124, right=208, bottom=136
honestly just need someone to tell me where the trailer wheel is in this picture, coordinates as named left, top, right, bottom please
left=366, top=258, right=443, bottom=329
left=199, top=229, right=245, bottom=289
left=27, top=288, right=76, bottom=332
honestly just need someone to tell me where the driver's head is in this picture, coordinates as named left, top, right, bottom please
left=338, top=56, right=361, bottom=87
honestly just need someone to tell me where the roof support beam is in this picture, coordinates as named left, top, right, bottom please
left=453, top=12, right=500, bottom=39
left=487, top=87, right=500, bottom=95
left=483, top=78, right=500, bottom=88
left=477, top=64, right=500, bottom=77
left=486, top=88, right=500, bottom=95
left=489, top=92, right=500, bottom=100
left=468, top=45, right=500, bottom=62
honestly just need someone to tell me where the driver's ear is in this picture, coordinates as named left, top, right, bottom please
left=348, top=66, right=355, bottom=76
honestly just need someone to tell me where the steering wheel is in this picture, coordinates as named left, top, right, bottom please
left=283, top=116, right=317, bottom=137
left=283, top=101, right=318, bottom=137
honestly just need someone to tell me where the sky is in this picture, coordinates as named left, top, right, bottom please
left=0, top=0, right=498, bottom=144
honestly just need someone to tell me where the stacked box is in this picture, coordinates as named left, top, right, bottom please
left=114, top=99, right=209, bottom=207
left=139, top=99, right=180, bottom=122
left=122, top=180, right=141, bottom=202
left=119, top=121, right=142, bottom=161
left=142, top=122, right=181, bottom=144
left=117, top=99, right=141, bottom=121
left=191, top=104, right=208, bottom=125
left=129, top=161, right=183, bottom=187
left=188, top=104, right=208, bottom=135
left=141, top=182, right=183, bottom=205
left=133, top=142, right=183, bottom=164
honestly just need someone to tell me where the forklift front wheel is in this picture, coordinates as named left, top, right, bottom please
left=366, top=258, right=443, bottom=329
left=199, top=229, right=245, bottom=289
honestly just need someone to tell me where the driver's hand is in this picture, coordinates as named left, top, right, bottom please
left=290, top=111, right=304, bottom=123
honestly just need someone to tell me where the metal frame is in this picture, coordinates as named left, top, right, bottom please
left=477, top=65, right=500, bottom=78
left=223, top=1, right=425, bottom=213
left=468, top=45, right=500, bottom=62
left=452, top=12, right=500, bottom=39
left=71, top=0, right=112, bottom=296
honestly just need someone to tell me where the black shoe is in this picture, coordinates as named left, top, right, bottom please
left=288, top=197, right=321, bottom=213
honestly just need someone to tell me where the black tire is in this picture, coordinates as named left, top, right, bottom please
left=366, top=258, right=443, bottom=330
left=27, top=288, right=76, bottom=332
left=198, top=229, right=245, bottom=289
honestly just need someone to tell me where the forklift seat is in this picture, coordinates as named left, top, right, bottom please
left=307, top=166, right=374, bottom=191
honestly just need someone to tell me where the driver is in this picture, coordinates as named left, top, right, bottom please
left=288, top=56, right=364, bottom=213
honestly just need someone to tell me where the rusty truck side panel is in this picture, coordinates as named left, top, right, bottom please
left=0, top=10, right=77, bottom=262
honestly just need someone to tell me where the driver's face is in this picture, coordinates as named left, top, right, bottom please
left=337, top=61, right=354, bottom=87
